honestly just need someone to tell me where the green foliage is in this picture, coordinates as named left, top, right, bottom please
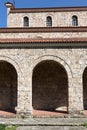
left=0, top=124, right=6, bottom=130
left=0, top=124, right=18, bottom=130
left=5, top=125, right=18, bottom=130
left=83, top=123, right=87, bottom=128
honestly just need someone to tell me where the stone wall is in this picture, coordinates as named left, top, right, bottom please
left=0, top=48, right=86, bottom=115
left=4, top=2, right=87, bottom=117
left=7, top=11, right=87, bottom=27
left=0, top=32, right=87, bottom=39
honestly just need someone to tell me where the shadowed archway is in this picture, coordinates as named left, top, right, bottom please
left=32, top=60, right=68, bottom=114
left=0, top=61, right=17, bottom=113
left=83, top=67, right=87, bottom=110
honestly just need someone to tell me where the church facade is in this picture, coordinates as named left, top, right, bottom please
left=0, top=2, right=87, bottom=116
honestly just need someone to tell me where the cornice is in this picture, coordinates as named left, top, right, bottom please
left=0, top=27, right=87, bottom=33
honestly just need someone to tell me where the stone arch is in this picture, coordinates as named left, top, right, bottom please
left=31, top=55, right=72, bottom=78
left=0, top=60, right=17, bottom=113
left=0, top=56, right=23, bottom=115
left=0, top=56, right=22, bottom=78
left=31, top=55, right=72, bottom=114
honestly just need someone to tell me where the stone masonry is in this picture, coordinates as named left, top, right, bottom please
left=0, top=2, right=87, bottom=116
left=0, top=48, right=86, bottom=115
left=7, top=8, right=87, bottom=27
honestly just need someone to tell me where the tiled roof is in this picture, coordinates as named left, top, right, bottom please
left=0, top=27, right=87, bottom=33
left=0, top=38, right=87, bottom=43
left=10, top=6, right=87, bottom=13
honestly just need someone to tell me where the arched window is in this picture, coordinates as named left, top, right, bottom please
left=72, top=15, right=78, bottom=26
left=23, top=16, right=29, bottom=27
left=46, top=16, right=52, bottom=27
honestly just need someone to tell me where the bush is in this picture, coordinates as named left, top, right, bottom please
left=83, top=123, right=87, bottom=128
left=0, top=124, right=6, bottom=130
left=0, top=124, right=18, bottom=130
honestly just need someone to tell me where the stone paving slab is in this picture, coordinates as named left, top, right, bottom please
left=0, top=117, right=87, bottom=126
left=0, top=118, right=87, bottom=130
left=17, top=126, right=87, bottom=130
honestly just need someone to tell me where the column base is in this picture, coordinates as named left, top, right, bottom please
left=15, top=106, right=32, bottom=118
left=68, top=109, right=84, bottom=117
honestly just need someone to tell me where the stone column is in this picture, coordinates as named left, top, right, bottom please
left=68, top=76, right=83, bottom=115
left=15, top=75, right=32, bottom=117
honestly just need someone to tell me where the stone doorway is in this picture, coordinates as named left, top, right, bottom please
left=83, top=67, right=87, bottom=110
left=32, top=60, right=68, bottom=115
left=0, top=61, right=17, bottom=114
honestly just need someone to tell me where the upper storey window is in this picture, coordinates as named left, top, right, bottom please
left=23, top=17, right=29, bottom=27
left=72, top=15, right=78, bottom=26
left=46, top=16, right=52, bottom=27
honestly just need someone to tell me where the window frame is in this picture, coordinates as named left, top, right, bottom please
left=46, top=16, right=52, bottom=27
left=23, top=16, right=29, bottom=27
left=72, top=15, right=78, bottom=26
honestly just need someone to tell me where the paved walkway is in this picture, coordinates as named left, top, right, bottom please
left=0, top=110, right=87, bottom=129
left=0, top=117, right=87, bottom=130
left=0, top=109, right=87, bottom=117
left=17, top=126, right=87, bottom=130
left=0, top=117, right=86, bottom=125
left=33, top=109, right=68, bottom=117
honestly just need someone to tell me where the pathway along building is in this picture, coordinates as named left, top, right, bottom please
left=0, top=2, right=87, bottom=116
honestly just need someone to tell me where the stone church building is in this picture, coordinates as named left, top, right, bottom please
left=0, top=2, right=87, bottom=116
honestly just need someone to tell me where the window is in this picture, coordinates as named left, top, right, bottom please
left=46, top=16, right=52, bottom=27
left=72, top=15, right=78, bottom=26
left=23, top=16, right=29, bottom=27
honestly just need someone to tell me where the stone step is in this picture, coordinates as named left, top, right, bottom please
left=17, top=126, right=87, bottom=130
left=0, top=117, right=87, bottom=126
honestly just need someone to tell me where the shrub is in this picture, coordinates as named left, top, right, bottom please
left=0, top=124, right=18, bottom=130
left=83, top=123, right=87, bottom=128
left=0, top=124, right=5, bottom=130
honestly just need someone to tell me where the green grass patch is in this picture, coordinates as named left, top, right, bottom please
left=5, top=125, right=18, bottom=130
left=0, top=124, right=6, bottom=130
left=0, top=124, right=18, bottom=130
left=83, top=123, right=87, bottom=128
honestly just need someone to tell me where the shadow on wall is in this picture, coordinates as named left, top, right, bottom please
left=32, top=60, right=68, bottom=112
left=0, top=61, right=17, bottom=113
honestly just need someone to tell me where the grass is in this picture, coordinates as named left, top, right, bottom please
left=83, top=123, right=87, bottom=128
left=0, top=124, right=6, bottom=130
left=0, top=124, right=18, bottom=130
